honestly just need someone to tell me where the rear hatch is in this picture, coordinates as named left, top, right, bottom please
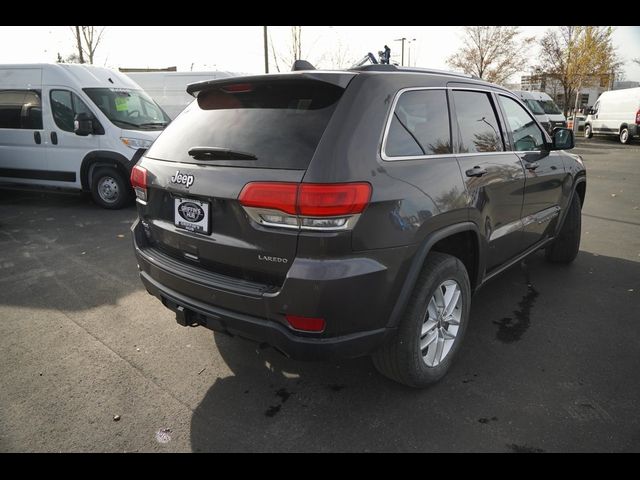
left=136, top=73, right=354, bottom=289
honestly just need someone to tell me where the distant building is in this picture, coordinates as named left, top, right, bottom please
left=613, top=80, right=640, bottom=90
left=520, top=71, right=614, bottom=112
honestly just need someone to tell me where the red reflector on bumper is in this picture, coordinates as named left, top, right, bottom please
left=285, top=315, right=326, bottom=332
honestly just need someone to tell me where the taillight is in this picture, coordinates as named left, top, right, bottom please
left=297, top=183, right=371, bottom=216
left=635, top=109, right=640, bottom=125
left=130, top=165, right=147, bottom=202
left=285, top=314, right=326, bottom=333
left=237, top=182, right=297, bottom=214
left=238, top=182, right=372, bottom=231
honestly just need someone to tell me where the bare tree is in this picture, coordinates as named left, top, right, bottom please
left=74, top=26, right=85, bottom=63
left=538, top=26, right=620, bottom=116
left=290, top=26, right=302, bottom=62
left=633, top=58, right=640, bottom=67
left=317, top=41, right=358, bottom=70
left=446, top=26, right=534, bottom=84
left=69, top=26, right=105, bottom=64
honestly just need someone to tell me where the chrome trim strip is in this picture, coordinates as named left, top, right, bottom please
left=489, top=218, right=523, bottom=242
left=242, top=206, right=361, bottom=232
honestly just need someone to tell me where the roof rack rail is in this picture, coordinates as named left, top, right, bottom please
left=350, top=64, right=475, bottom=79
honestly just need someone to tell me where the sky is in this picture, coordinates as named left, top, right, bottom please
left=1, top=26, right=639, bottom=83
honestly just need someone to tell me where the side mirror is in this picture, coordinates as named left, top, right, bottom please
left=74, top=112, right=93, bottom=136
left=551, top=128, right=574, bottom=150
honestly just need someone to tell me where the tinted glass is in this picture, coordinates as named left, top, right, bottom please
left=146, top=80, right=344, bottom=169
left=0, top=90, right=42, bottom=129
left=385, top=89, right=451, bottom=157
left=452, top=91, right=503, bottom=153
left=51, top=90, right=94, bottom=132
left=498, top=95, right=545, bottom=152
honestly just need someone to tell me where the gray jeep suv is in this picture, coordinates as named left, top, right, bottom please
left=130, top=64, right=586, bottom=387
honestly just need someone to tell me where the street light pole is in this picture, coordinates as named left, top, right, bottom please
left=263, top=26, right=269, bottom=74
left=394, top=37, right=406, bottom=66
left=407, top=38, right=416, bottom=67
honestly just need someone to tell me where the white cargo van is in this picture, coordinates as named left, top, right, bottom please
left=584, top=87, right=640, bottom=144
left=0, top=63, right=170, bottom=208
left=124, top=71, right=237, bottom=119
left=529, top=91, right=567, bottom=130
left=512, top=90, right=552, bottom=135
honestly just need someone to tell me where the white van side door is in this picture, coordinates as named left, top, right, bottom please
left=43, top=87, right=101, bottom=188
left=0, top=89, right=47, bottom=184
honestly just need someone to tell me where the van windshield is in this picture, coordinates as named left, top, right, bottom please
left=524, top=99, right=546, bottom=115
left=539, top=100, right=563, bottom=115
left=83, top=88, right=170, bottom=130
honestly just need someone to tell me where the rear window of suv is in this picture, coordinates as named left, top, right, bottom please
left=145, top=79, right=345, bottom=169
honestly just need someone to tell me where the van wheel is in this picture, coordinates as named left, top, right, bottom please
left=90, top=167, right=131, bottom=209
left=619, top=127, right=630, bottom=144
left=372, top=252, right=471, bottom=388
left=584, top=124, right=593, bottom=138
left=545, top=193, right=581, bottom=264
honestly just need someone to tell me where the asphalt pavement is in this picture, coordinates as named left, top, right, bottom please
left=0, top=136, right=639, bottom=452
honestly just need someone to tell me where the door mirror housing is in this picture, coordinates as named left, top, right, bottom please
left=551, top=128, right=574, bottom=150
left=74, top=112, right=93, bottom=136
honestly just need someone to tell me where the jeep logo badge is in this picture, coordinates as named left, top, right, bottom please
left=178, top=202, right=205, bottom=222
left=171, top=170, right=194, bottom=188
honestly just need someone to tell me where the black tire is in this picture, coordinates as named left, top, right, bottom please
left=372, top=252, right=471, bottom=388
left=619, top=127, right=630, bottom=144
left=90, top=167, right=131, bottom=209
left=545, top=193, right=581, bottom=263
left=584, top=124, right=593, bottom=139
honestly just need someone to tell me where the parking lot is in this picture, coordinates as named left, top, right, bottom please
left=1, top=136, right=639, bottom=452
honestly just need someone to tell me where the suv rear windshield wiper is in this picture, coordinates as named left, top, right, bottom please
left=188, top=147, right=257, bottom=161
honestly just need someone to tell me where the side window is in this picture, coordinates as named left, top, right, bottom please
left=385, top=89, right=451, bottom=158
left=0, top=90, right=42, bottom=130
left=452, top=90, right=503, bottom=153
left=498, top=95, right=545, bottom=152
left=51, top=90, right=93, bottom=132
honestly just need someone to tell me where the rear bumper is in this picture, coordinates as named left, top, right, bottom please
left=131, top=219, right=407, bottom=360
left=139, top=270, right=389, bottom=360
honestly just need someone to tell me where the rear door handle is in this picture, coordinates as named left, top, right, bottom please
left=34, top=131, right=41, bottom=144
left=525, top=162, right=540, bottom=171
left=465, top=166, right=487, bottom=177
left=50, top=131, right=58, bottom=145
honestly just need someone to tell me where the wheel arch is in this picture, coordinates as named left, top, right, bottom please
left=554, top=175, right=586, bottom=236
left=80, top=149, right=145, bottom=192
left=387, top=222, right=483, bottom=329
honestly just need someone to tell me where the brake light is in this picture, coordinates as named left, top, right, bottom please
left=238, top=182, right=297, bottom=215
left=238, top=182, right=372, bottom=231
left=221, top=83, right=253, bottom=93
left=130, top=165, right=147, bottom=202
left=285, top=314, right=326, bottom=332
left=298, top=183, right=371, bottom=216
left=636, top=109, right=640, bottom=125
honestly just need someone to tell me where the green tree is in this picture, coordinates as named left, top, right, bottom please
left=538, top=26, right=620, bottom=116
left=446, top=26, right=534, bottom=85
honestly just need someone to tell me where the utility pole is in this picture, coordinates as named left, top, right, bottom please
left=263, top=26, right=269, bottom=74
left=394, top=37, right=406, bottom=66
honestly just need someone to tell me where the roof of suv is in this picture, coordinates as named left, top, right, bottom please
left=186, top=63, right=511, bottom=97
